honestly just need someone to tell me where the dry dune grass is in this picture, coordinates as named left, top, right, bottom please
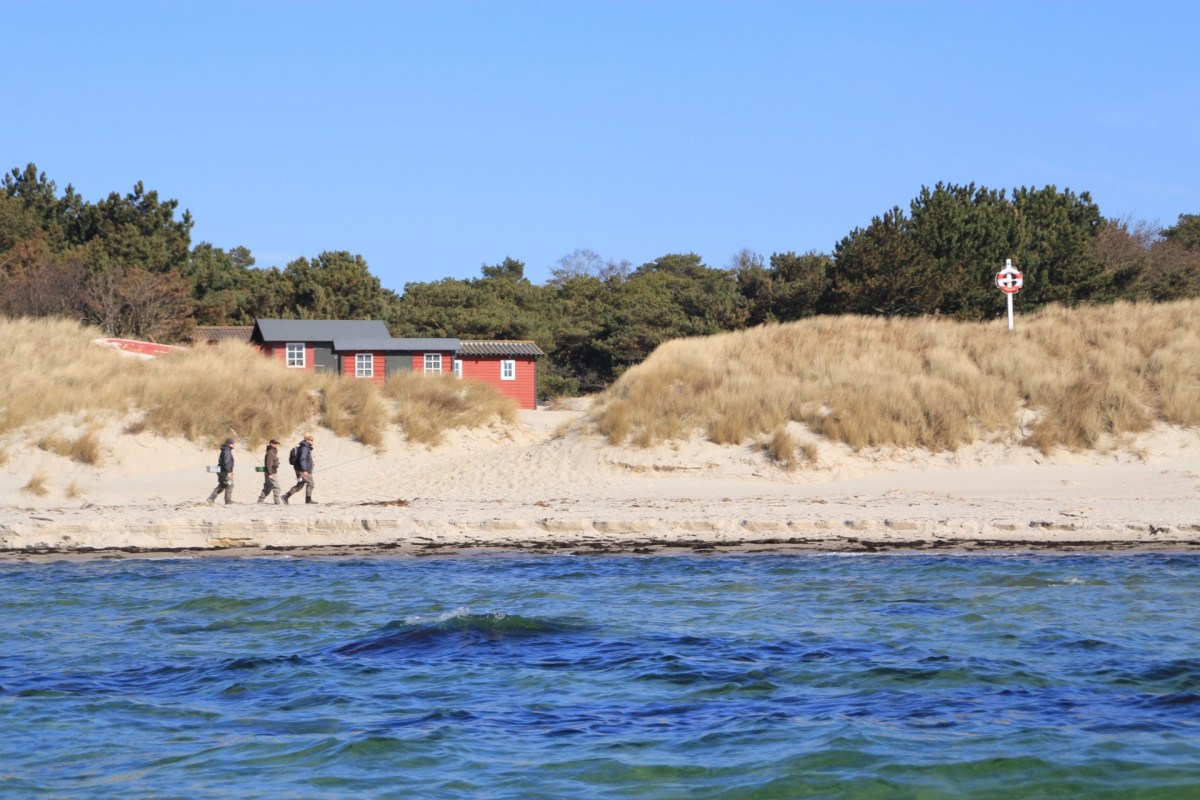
left=21, top=469, right=50, bottom=496
left=133, top=341, right=323, bottom=444
left=0, top=317, right=518, bottom=448
left=319, top=375, right=390, bottom=448
left=0, top=317, right=141, bottom=433
left=758, top=426, right=817, bottom=471
left=37, top=427, right=104, bottom=464
left=383, top=372, right=519, bottom=446
left=592, top=300, right=1200, bottom=456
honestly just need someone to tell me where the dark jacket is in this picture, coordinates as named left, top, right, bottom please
left=263, top=446, right=279, bottom=476
left=217, top=443, right=234, bottom=474
left=296, top=441, right=314, bottom=473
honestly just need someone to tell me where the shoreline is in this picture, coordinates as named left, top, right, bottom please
left=3, top=504, right=1198, bottom=561
left=5, top=540, right=1199, bottom=563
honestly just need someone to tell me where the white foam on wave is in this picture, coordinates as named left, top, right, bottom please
left=403, top=606, right=476, bottom=625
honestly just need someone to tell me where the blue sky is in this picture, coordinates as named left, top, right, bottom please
left=4, top=0, right=1196, bottom=293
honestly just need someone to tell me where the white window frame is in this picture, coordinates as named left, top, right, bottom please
left=424, top=353, right=442, bottom=374
left=285, top=343, right=305, bottom=368
left=355, top=353, right=374, bottom=378
left=453, top=358, right=463, bottom=379
left=501, top=359, right=516, bottom=381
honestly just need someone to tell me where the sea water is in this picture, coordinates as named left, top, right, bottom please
left=1, top=553, right=1199, bottom=798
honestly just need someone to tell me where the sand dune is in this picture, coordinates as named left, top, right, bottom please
left=2, top=403, right=1199, bottom=558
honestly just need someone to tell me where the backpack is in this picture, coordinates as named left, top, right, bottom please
left=288, top=444, right=300, bottom=467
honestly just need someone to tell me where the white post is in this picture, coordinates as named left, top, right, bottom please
left=1004, top=258, right=1015, bottom=331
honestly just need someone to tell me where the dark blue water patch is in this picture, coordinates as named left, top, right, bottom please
left=328, top=612, right=595, bottom=660
left=1128, top=657, right=1200, bottom=687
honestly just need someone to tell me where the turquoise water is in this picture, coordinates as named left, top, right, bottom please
left=2, top=553, right=1199, bottom=798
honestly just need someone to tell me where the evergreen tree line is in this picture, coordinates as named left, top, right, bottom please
left=3, top=163, right=1198, bottom=397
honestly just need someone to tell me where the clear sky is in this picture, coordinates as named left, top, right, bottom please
left=4, top=0, right=1196, bottom=293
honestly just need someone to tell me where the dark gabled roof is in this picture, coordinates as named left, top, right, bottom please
left=458, top=340, right=545, bottom=357
left=333, top=337, right=460, bottom=352
left=252, top=320, right=541, bottom=357
left=192, top=326, right=253, bottom=343
left=252, top=319, right=390, bottom=343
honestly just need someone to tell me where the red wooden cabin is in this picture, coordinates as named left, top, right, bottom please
left=250, top=319, right=543, bottom=409
left=454, top=341, right=543, bottom=410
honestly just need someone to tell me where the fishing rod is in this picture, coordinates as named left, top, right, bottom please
left=313, top=454, right=377, bottom=473
left=224, top=424, right=251, bottom=450
left=223, top=425, right=377, bottom=474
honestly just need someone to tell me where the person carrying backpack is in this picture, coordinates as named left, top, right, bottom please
left=206, top=438, right=236, bottom=505
left=282, top=433, right=317, bottom=504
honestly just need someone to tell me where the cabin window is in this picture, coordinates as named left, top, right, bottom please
left=355, top=353, right=374, bottom=378
left=286, top=343, right=305, bottom=368
left=501, top=359, right=516, bottom=381
left=424, top=353, right=442, bottom=374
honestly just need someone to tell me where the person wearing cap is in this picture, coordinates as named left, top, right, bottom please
left=257, top=439, right=282, bottom=504
left=206, top=437, right=236, bottom=505
left=282, top=432, right=317, bottom=504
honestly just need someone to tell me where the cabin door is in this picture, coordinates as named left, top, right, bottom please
left=312, top=345, right=337, bottom=374
left=385, top=354, right=412, bottom=380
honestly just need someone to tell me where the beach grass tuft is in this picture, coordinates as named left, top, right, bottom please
left=384, top=372, right=518, bottom=446
left=319, top=375, right=389, bottom=448
left=37, top=428, right=104, bottom=464
left=762, top=427, right=798, bottom=470
left=22, top=470, right=50, bottom=496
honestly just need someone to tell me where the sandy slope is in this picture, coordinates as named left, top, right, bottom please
left=2, top=403, right=1199, bottom=557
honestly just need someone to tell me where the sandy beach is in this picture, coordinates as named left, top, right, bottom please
left=2, top=404, right=1199, bottom=559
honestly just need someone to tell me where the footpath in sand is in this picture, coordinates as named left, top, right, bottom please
left=2, top=406, right=1199, bottom=558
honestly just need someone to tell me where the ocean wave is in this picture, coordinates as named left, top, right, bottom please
left=329, top=611, right=593, bottom=658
